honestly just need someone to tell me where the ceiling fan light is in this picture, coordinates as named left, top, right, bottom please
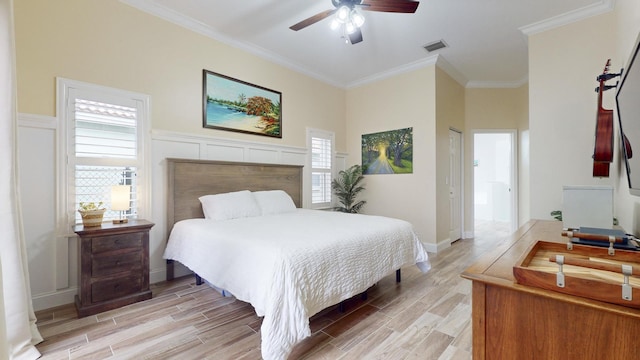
left=351, top=10, right=365, bottom=28
left=345, top=21, right=356, bottom=34
left=329, top=19, right=341, bottom=31
left=336, top=6, right=350, bottom=22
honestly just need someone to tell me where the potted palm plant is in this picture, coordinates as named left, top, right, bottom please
left=331, top=164, right=366, bottom=213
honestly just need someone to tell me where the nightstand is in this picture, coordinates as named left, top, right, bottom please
left=73, top=219, right=154, bottom=317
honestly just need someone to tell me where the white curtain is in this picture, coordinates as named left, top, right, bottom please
left=0, top=0, right=43, bottom=359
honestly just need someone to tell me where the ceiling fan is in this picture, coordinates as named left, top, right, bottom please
left=290, top=0, right=420, bottom=45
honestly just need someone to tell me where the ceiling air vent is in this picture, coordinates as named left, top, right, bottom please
left=423, top=40, right=447, bottom=53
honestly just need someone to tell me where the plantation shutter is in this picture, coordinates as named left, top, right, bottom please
left=310, top=133, right=333, bottom=207
left=70, top=96, right=141, bottom=224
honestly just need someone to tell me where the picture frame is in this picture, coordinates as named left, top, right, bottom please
left=202, top=70, right=282, bottom=138
left=361, top=127, right=413, bottom=174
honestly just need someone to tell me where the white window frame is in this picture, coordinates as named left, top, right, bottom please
left=56, top=78, right=151, bottom=234
left=307, top=127, right=335, bottom=209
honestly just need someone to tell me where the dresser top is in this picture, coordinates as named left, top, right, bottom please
left=73, top=219, right=154, bottom=236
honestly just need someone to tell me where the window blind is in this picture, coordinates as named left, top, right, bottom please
left=74, top=99, right=137, bottom=159
left=311, top=136, right=332, bottom=205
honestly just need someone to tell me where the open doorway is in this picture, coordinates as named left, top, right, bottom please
left=473, top=130, right=517, bottom=236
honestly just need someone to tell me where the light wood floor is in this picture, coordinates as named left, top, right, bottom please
left=34, top=225, right=510, bottom=360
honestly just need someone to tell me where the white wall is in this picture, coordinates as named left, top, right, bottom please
left=529, top=3, right=640, bottom=235
left=529, top=11, right=617, bottom=221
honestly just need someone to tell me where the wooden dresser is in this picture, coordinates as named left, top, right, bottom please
left=461, top=220, right=640, bottom=359
left=74, top=219, right=154, bottom=317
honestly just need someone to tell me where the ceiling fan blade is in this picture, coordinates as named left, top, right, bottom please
left=360, top=0, right=419, bottom=13
left=290, top=9, right=337, bottom=31
left=349, top=28, right=363, bottom=44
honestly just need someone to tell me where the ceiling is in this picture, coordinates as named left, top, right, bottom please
left=122, top=0, right=614, bottom=88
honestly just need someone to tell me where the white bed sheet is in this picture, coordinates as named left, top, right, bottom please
left=163, top=209, right=430, bottom=360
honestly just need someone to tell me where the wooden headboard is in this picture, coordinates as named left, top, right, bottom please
left=165, top=158, right=302, bottom=280
left=166, top=158, right=303, bottom=234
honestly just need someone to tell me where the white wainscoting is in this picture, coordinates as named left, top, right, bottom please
left=18, top=117, right=350, bottom=310
left=147, top=130, right=314, bottom=284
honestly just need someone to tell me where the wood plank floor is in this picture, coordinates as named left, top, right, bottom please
left=35, top=223, right=511, bottom=359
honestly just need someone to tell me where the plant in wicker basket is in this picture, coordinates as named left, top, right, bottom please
left=78, top=202, right=106, bottom=227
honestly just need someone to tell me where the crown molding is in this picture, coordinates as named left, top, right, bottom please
left=121, top=0, right=605, bottom=90
left=346, top=54, right=440, bottom=88
left=519, top=0, right=616, bottom=37
left=435, top=55, right=469, bottom=87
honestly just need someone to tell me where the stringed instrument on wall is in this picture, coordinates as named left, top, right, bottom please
left=592, top=59, right=621, bottom=177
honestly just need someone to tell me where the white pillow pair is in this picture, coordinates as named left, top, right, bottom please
left=199, top=190, right=296, bottom=221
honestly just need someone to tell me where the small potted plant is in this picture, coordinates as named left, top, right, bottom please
left=78, top=201, right=106, bottom=227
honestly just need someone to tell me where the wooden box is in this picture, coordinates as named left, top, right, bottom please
left=513, top=240, right=640, bottom=309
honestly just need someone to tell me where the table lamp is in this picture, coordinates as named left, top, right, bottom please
left=111, top=185, right=130, bottom=224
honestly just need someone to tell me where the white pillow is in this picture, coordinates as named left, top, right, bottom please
left=253, top=190, right=297, bottom=215
left=198, top=190, right=261, bottom=221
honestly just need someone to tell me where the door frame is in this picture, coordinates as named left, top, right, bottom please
left=449, top=127, right=464, bottom=241
left=472, top=129, right=518, bottom=233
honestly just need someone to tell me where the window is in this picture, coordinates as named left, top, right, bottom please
left=58, top=79, right=150, bottom=228
left=308, top=128, right=334, bottom=208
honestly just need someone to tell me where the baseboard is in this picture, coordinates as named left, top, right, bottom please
left=421, top=238, right=453, bottom=253
left=32, top=287, right=78, bottom=312
left=463, top=230, right=474, bottom=239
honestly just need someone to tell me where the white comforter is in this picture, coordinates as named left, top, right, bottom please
left=163, top=209, right=430, bottom=360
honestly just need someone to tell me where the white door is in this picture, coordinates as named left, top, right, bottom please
left=449, top=129, right=462, bottom=241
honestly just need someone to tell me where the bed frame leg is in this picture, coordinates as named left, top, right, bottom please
left=396, top=269, right=401, bottom=283
left=195, top=274, right=203, bottom=286
left=339, top=301, right=345, bottom=313
left=166, top=259, right=174, bottom=281
left=361, top=291, right=368, bottom=301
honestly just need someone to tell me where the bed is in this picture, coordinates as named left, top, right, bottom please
left=162, top=158, right=430, bottom=360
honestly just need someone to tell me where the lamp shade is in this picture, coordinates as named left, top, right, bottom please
left=111, top=185, right=131, bottom=211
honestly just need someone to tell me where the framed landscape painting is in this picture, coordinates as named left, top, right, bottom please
left=202, top=70, right=282, bottom=138
left=361, top=127, right=413, bottom=174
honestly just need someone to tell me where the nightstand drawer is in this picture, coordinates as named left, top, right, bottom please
left=91, top=232, right=142, bottom=253
left=92, top=251, right=142, bottom=277
left=92, top=275, right=143, bottom=303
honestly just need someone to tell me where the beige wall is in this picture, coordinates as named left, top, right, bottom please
left=345, top=65, right=466, bottom=248
left=464, top=86, right=529, bottom=230
left=346, top=66, right=439, bottom=246
left=14, top=0, right=347, bottom=150
left=435, top=67, right=465, bottom=242
left=529, top=3, right=640, bottom=235
left=515, top=85, right=530, bottom=226
left=529, top=11, right=617, bottom=223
